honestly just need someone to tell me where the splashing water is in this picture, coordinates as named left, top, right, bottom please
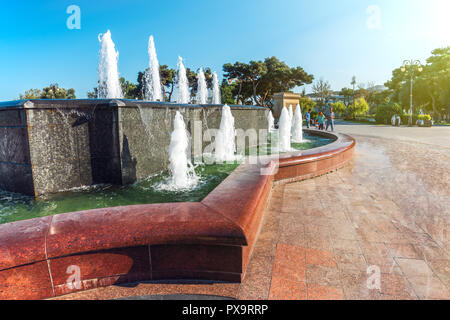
left=211, top=72, right=221, bottom=104
left=278, top=107, right=292, bottom=152
left=158, top=111, right=198, bottom=190
left=196, top=68, right=208, bottom=104
left=288, top=105, right=294, bottom=134
left=215, top=104, right=236, bottom=162
left=267, top=110, right=275, bottom=132
left=143, top=35, right=163, bottom=102
left=292, top=104, right=303, bottom=142
left=175, top=57, right=190, bottom=104
left=97, top=30, right=123, bottom=99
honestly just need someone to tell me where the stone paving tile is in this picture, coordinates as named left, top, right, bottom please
left=268, top=278, right=307, bottom=300
left=334, top=250, right=368, bottom=271
left=407, top=276, right=450, bottom=299
left=364, top=255, right=403, bottom=275
left=307, top=283, right=344, bottom=300
left=331, top=239, right=362, bottom=254
left=386, top=243, right=422, bottom=259
left=379, top=273, right=417, bottom=298
left=338, top=269, right=383, bottom=300
left=413, top=244, right=450, bottom=261
left=271, top=244, right=306, bottom=283
left=395, top=258, right=435, bottom=278
left=306, top=264, right=341, bottom=287
left=426, top=259, right=450, bottom=289
left=305, top=247, right=337, bottom=268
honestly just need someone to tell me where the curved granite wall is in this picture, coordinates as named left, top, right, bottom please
left=0, top=130, right=355, bottom=300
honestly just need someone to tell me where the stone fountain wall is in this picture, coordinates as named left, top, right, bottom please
left=0, top=106, right=34, bottom=195
left=0, top=100, right=268, bottom=197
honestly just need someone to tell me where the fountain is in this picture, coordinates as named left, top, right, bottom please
left=278, top=107, right=292, bottom=152
left=143, top=35, right=163, bottom=102
left=0, top=27, right=353, bottom=299
left=175, top=56, right=190, bottom=104
left=215, top=104, right=236, bottom=162
left=288, top=105, right=294, bottom=135
left=211, top=72, right=221, bottom=104
left=292, top=104, right=303, bottom=142
left=267, top=110, right=275, bottom=132
left=160, top=111, right=198, bottom=190
left=196, top=68, right=208, bottom=104
left=97, top=30, right=123, bottom=99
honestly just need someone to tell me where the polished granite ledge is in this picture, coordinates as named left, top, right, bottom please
left=0, top=130, right=355, bottom=300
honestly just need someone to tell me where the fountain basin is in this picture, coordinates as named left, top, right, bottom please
left=0, top=99, right=267, bottom=198
left=0, top=129, right=355, bottom=299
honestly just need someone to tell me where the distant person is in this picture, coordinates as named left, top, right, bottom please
left=317, top=112, right=325, bottom=130
left=305, top=109, right=311, bottom=128
left=326, top=108, right=335, bottom=131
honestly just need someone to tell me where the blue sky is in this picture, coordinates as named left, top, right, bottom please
left=0, top=0, right=448, bottom=100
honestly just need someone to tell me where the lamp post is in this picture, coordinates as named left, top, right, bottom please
left=401, top=60, right=423, bottom=126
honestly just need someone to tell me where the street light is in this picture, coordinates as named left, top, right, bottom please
left=401, top=60, right=423, bottom=126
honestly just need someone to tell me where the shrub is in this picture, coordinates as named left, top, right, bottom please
left=375, top=103, right=402, bottom=124
left=400, top=114, right=419, bottom=125
left=329, top=101, right=346, bottom=115
left=346, top=98, right=369, bottom=120
left=418, top=114, right=432, bottom=121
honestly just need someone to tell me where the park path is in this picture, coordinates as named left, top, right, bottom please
left=238, top=133, right=449, bottom=299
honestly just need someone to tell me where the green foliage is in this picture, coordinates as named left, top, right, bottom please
left=385, top=46, right=450, bottom=120
left=20, top=84, right=76, bottom=99
left=223, top=56, right=313, bottom=107
left=298, top=97, right=317, bottom=113
left=418, top=114, right=431, bottom=121
left=312, top=79, right=331, bottom=107
left=19, top=89, right=42, bottom=99
left=346, top=97, right=369, bottom=119
left=339, top=87, right=354, bottom=106
left=220, top=80, right=237, bottom=104
left=329, top=101, right=346, bottom=115
left=374, top=102, right=402, bottom=124
left=119, top=77, right=138, bottom=99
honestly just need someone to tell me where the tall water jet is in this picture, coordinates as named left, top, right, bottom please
left=175, top=56, right=190, bottom=104
left=97, top=30, right=123, bottom=99
left=267, top=110, right=275, bottom=132
left=278, top=107, right=292, bottom=152
left=292, top=104, right=303, bottom=142
left=196, top=68, right=208, bottom=104
left=143, top=35, right=163, bottom=101
left=165, top=111, right=198, bottom=189
left=211, top=71, right=221, bottom=104
left=215, top=104, right=236, bottom=162
left=288, top=105, right=294, bottom=135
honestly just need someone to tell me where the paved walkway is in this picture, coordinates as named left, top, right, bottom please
left=54, top=124, right=450, bottom=300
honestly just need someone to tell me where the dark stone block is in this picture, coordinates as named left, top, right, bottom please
left=0, top=162, right=34, bottom=195
left=0, top=127, right=30, bottom=163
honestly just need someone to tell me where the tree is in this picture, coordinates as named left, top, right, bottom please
left=339, top=88, right=354, bottom=107
left=119, top=77, right=137, bottom=99
left=220, top=79, right=237, bottom=104
left=20, top=84, right=76, bottom=99
left=19, top=89, right=42, bottom=99
left=312, top=79, right=331, bottom=108
left=347, top=97, right=369, bottom=119
left=385, top=46, right=450, bottom=121
left=159, top=65, right=176, bottom=101
left=375, top=102, right=402, bottom=124
left=329, top=101, right=346, bottom=115
left=223, top=57, right=313, bottom=108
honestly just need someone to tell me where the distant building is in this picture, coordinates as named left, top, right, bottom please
left=306, top=91, right=345, bottom=105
